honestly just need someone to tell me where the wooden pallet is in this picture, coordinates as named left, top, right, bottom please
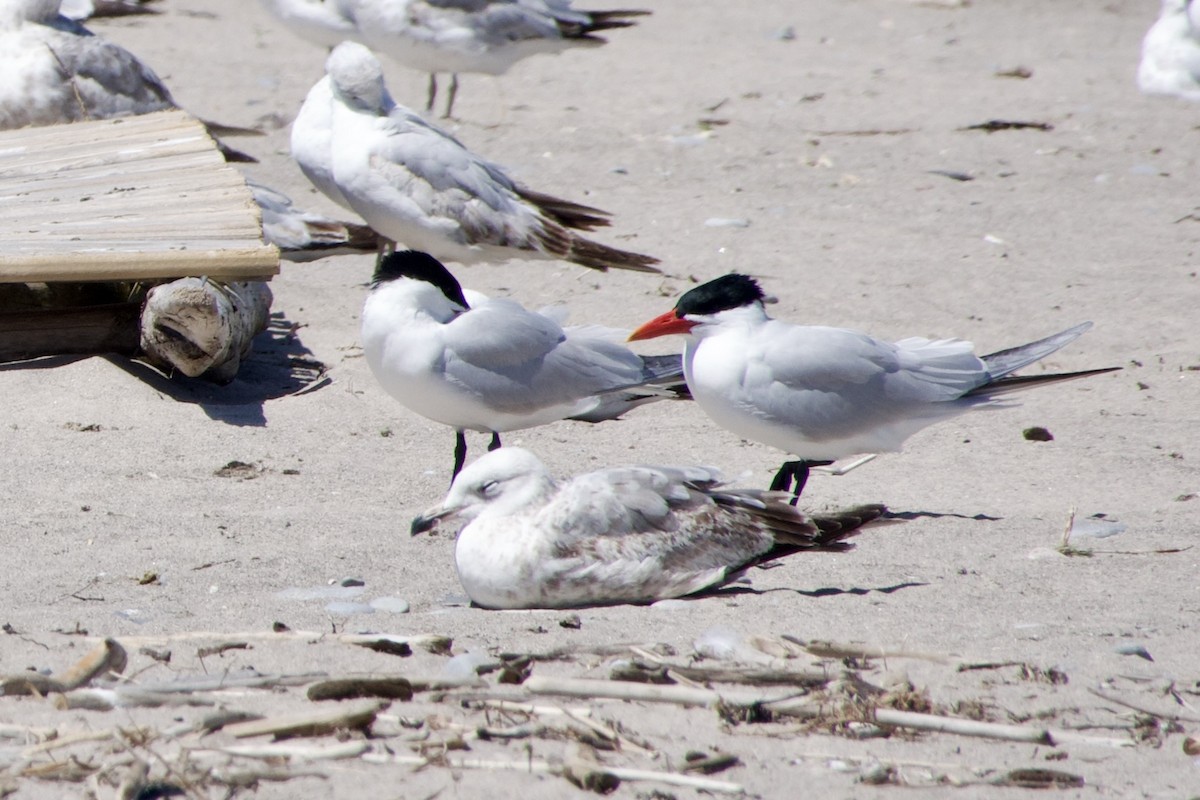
left=0, top=109, right=278, bottom=283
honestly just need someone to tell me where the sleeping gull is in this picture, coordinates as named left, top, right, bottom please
left=306, top=41, right=658, bottom=271
left=362, top=250, right=685, bottom=480
left=410, top=447, right=887, bottom=610
left=629, top=274, right=1119, bottom=503
left=0, top=0, right=173, bottom=129
left=0, top=0, right=259, bottom=159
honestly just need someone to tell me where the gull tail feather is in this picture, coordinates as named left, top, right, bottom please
left=567, top=236, right=660, bottom=273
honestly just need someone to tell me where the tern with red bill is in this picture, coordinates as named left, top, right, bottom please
left=628, top=274, right=1118, bottom=503
left=410, top=447, right=887, bottom=609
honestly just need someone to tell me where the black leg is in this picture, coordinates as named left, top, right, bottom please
left=770, top=460, right=834, bottom=506
left=452, top=431, right=468, bottom=483
left=488, top=432, right=502, bottom=452
left=426, top=73, right=437, bottom=113
left=444, top=74, right=460, bottom=118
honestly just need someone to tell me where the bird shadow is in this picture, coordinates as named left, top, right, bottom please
left=700, top=580, right=928, bottom=601
left=103, top=313, right=330, bottom=426
left=887, top=510, right=1003, bottom=522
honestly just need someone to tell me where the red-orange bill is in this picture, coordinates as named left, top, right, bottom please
left=628, top=310, right=697, bottom=341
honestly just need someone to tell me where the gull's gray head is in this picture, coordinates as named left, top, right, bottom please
left=326, top=41, right=388, bottom=113
left=410, top=448, right=556, bottom=535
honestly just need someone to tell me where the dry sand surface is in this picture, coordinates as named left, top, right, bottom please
left=2, top=0, right=1199, bottom=797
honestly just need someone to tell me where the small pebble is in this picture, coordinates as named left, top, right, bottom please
left=340, top=577, right=366, bottom=588
left=324, top=601, right=374, bottom=616
left=369, top=596, right=410, bottom=614
left=276, top=585, right=365, bottom=601
left=704, top=217, right=750, bottom=228
left=1113, top=643, right=1153, bottom=662
left=1023, top=426, right=1053, bottom=441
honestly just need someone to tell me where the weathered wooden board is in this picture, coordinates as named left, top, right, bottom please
left=0, top=110, right=278, bottom=282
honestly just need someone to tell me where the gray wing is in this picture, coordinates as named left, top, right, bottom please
left=367, top=111, right=554, bottom=251
left=744, top=323, right=989, bottom=439
left=42, top=20, right=176, bottom=118
left=542, top=466, right=776, bottom=572
left=439, top=300, right=649, bottom=413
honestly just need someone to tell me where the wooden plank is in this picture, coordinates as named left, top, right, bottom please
left=0, top=110, right=278, bottom=283
left=0, top=303, right=141, bottom=361
left=0, top=249, right=278, bottom=282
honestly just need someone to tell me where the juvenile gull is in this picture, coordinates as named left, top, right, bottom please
left=630, top=274, right=1118, bottom=502
left=362, top=250, right=684, bottom=480
left=304, top=41, right=658, bottom=272
left=0, top=0, right=258, bottom=159
left=0, top=0, right=173, bottom=129
left=411, top=447, right=887, bottom=609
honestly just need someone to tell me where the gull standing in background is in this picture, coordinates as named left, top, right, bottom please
left=1138, top=0, right=1200, bottom=100
left=257, top=0, right=357, bottom=50
left=308, top=41, right=658, bottom=271
left=259, top=0, right=648, bottom=118
left=629, top=274, right=1118, bottom=503
left=347, top=0, right=648, bottom=117
left=410, top=447, right=887, bottom=610
left=362, top=251, right=684, bottom=480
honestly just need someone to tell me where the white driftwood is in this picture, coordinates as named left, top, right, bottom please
left=522, top=675, right=802, bottom=708
left=210, top=741, right=371, bottom=761
left=223, top=699, right=389, bottom=740
left=360, top=752, right=744, bottom=795
left=139, top=278, right=272, bottom=382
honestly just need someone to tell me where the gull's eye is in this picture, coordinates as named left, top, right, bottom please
left=479, top=480, right=498, bottom=496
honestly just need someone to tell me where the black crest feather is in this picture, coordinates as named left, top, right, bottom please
left=675, top=274, right=765, bottom=317
left=373, top=250, right=470, bottom=309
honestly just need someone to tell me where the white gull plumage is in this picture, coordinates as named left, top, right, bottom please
left=0, top=0, right=173, bottom=130
left=629, top=274, right=1117, bottom=501
left=260, top=0, right=647, bottom=116
left=411, top=447, right=887, bottom=609
left=1138, top=0, right=1200, bottom=100
left=301, top=41, right=657, bottom=271
left=362, top=251, right=684, bottom=478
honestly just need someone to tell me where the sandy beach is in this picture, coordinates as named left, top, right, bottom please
left=1, top=0, right=1198, bottom=796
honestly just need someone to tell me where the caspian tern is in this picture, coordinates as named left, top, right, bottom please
left=410, top=447, right=887, bottom=609
left=1138, top=0, right=1200, bottom=100
left=362, top=250, right=685, bottom=480
left=305, top=41, right=658, bottom=272
left=629, top=274, right=1118, bottom=502
left=347, top=0, right=648, bottom=117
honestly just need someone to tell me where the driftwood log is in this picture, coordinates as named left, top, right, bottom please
left=139, top=278, right=272, bottom=383
left=0, top=278, right=272, bottom=383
